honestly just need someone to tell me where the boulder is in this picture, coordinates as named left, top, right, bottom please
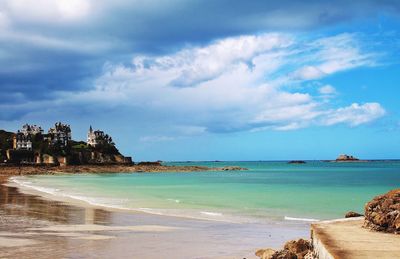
left=256, top=239, right=312, bottom=259
left=345, top=211, right=363, bottom=218
left=283, top=239, right=312, bottom=259
left=271, top=250, right=297, bottom=259
left=364, top=189, right=400, bottom=233
left=255, top=248, right=276, bottom=259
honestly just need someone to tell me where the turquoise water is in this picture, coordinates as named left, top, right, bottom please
left=12, top=161, right=400, bottom=223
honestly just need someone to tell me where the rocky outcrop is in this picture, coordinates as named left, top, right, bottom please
left=345, top=211, right=363, bottom=218
left=271, top=250, right=297, bottom=259
left=256, top=239, right=312, bottom=259
left=68, top=151, right=132, bottom=165
left=137, top=161, right=162, bottom=166
left=336, top=154, right=359, bottom=161
left=282, top=239, right=312, bottom=259
left=364, top=189, right=400, bottom=234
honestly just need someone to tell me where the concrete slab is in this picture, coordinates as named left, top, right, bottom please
left=311, top=217, right=400, bottom=259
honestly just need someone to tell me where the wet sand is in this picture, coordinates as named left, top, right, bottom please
left=0, top=178, right=309, bottom=259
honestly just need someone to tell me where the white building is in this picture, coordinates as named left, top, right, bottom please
left=46, top=122, right=72, bottom=146
left=13, top=132, right=32, bottom=150
left=21, top=124, right=44, bottom=135
left=13, top=123, right=43, bottom=151
left=87, top=126, right=106, bottom=147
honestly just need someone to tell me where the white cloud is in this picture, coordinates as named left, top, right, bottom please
left=319, top=85, right=336, bottom=95
left=322, top=103, right=386, bottom=126
left=8, top=32, right=385, bottom=133
left=293, top=66, right=325, bottom=80
left=291, top=33, right=376, bottom=80
left=3, top=0, right=92, bottom=23
left=0, top=12, right=10, bottom=30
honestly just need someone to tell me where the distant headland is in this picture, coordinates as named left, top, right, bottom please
left=0, top=122, right=131, bottom=166
left=0, top=123, right=248, bottom=175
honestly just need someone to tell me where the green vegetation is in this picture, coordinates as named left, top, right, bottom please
left=0, top=130, right=14, bottom=161
left=0, top=129, right=121, bottom=161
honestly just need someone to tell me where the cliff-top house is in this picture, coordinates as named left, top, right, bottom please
left=13, top=124, right=44, bottom=151
left=45, top=122, right=72, bottom=147
left=87, top=126, right=113, bottom=147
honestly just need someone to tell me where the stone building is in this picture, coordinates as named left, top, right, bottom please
left=46, top=122, right=72, bottom=146
left=13, top=132, right=33, bottom=150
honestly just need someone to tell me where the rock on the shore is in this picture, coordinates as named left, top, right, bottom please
left=345, top=211, right=363, bottom=218
left=282, top=239, right=312, bottom=259
left=255, top=248, right=276, bottom=259
left=256, top=239, right=312, bottom=259
left=271, top=250, right=297, bottom=259
left=137, top=161, right=162, bottom=166
left=364, top=189, right=400, bottom=234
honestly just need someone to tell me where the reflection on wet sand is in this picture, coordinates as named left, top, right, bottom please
left=0, top=181, right=118, bottom=259
left=0, top=182, right=112, bottom=226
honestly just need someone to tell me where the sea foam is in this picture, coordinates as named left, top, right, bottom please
left=284, top=216, right=319, bottom=222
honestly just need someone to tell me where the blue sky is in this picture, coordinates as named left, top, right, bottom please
left=0, top=0, right=399, bottom=161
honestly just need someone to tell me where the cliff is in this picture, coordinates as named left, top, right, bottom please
left=0, top=130, right=132, bottom=166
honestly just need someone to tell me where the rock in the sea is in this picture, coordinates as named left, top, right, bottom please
left=137, top=161, right=162, bottom=166
left=221, top=166, right=247, bottom=171
left=288, top=160, right=306, bottom=164
left=364, top=189, right=400, bottom=234
left=336, top=154, right=359, bottom=161
left=345, top=211, right=363, bottom=218
left=255, top=248, right=276, bottom=259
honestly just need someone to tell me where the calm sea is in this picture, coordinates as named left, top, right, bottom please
left=11, top=161, right=400, bottom=223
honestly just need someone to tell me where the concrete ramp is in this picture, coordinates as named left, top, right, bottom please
left=311, top=217, right=400, bottom=259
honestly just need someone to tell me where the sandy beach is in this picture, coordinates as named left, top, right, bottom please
left=0, top=175, right=309, bottom=259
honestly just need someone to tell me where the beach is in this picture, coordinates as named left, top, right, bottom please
left=0, top=177, right=308, bottom=259
left=1, top=160, right=399, bottom=258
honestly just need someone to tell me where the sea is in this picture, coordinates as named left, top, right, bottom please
left=10, top=160, right=400, bottom=224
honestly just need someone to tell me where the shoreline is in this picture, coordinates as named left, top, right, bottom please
left=0, top=177, right=309, bottom=258
left=6, top=175, right=315, bottom=225
left=0, top=164, right=247, bottom=178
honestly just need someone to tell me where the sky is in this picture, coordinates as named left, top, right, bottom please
left=0, top=0, right=399, bottom=161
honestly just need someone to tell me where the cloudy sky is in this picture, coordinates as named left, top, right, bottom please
left=1, top=0, right=399, bottom=161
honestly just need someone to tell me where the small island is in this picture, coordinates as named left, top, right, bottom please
left=330, top=154, right=371, bottom=163
left=336, top=154, right=359, bottom=162
left=288, top=160, right=306, bottom=164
